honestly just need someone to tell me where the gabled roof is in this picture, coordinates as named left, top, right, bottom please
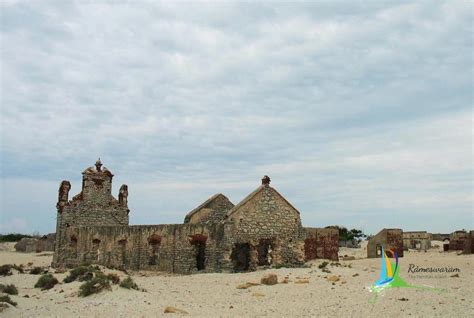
left=224, top=185, right=300, bottom=219
left=184, top=193, right=232, bottom=223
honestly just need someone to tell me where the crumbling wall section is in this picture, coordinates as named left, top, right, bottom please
left=450, top=231, right=468, bottom=250
left=53, top=162, right=129, bottom=267
left=303, top=228, right=339, bottom=261
left=403, top=231, right=431, bottom=250
left=367, top=229, right=404, bottom=258
left=59, top=223, right=222, bottom=274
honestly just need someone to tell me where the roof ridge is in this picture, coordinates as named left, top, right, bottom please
left=184, top=193, right=227, bottom=222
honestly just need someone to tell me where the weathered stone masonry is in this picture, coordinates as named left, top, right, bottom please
left=53, top=162, right=339, bottom=273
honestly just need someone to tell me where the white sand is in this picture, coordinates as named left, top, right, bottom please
left=0, top=242, right=472, bottom=317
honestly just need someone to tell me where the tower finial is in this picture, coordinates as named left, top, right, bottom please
left=95, top=158, right=102, bottom=172
left=262, top=175, right=271, bottom=185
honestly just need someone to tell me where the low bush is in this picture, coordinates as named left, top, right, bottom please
left=0, top=283, right=18, bottom=295
left=34, top=274, right=59, bottom=290
left=106, top=273, right=120, bottom=285
left=119, top=276, right=139, bottom=290
left=30, top=267, right=43, bottom=275
left=64, top=265, right=100, bottom=283
left=0, top=295, right=17, bottom=307
left=318, top=261, right=329, bottom=269
left=0, top=265, right=12, bottom=276
left=78, top=273, right=111, bottom=297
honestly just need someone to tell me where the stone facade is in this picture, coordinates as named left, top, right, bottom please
left=367, top=229, right=404, bottom=258
left=53, top=165, right=339, bottom=273
left=52, top=160, right=129, bottom=267
left=449, top=230, right=469, bottom=251
left=403, top=231, right=431, bottom=251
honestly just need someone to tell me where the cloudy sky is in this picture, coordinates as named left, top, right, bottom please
left=0, top=1, right=472, bottom=235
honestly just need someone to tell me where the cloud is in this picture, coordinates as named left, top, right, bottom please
left=0, top=1, right=472, bottom=234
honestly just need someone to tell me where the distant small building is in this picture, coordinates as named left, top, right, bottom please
left=15, top=233, right=55, bottom=253
left=367, top=229, right=404, bottom=258
left=403, top=231, right=431, bottom=251
left=449, top=230, right=469, bottom=251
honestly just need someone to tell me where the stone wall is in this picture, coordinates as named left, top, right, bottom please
left=303, top=228, right=339, bottom=261
left=59, top=223, right=223, bottom=273
left=449, top=231, right=469, bottom=250
left=462, top=231, right=474, bottom=254
left=367, top=229, right=404, bottom=258
left=403, top=231, right=431, bottom=251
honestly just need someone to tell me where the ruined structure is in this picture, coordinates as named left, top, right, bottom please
left=53, top=162, right=338, bottom=273
left=449, top=230, right=469, bottom=251
left=15, top=233, right=55, bottom=253
left=367, top=229, right=404, bottom=258
left=462, top=231, right=474, bottom=254
left=403, top=231, right=431, bottom=251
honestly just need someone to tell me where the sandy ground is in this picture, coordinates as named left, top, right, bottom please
left=0, top=241, right=472, bottom=317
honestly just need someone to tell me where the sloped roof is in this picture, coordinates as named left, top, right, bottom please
left=184, top=193, right=232, bottom=223
left=224, top=185, right=300, bottom=219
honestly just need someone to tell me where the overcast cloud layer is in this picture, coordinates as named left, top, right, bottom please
left=0, top=1, right=472, bottom=235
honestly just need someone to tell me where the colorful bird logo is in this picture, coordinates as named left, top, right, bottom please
left=369, top=247, right=444, bottom=303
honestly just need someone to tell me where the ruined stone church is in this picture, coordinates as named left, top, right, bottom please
left=52, top=160, right=338, bottom=273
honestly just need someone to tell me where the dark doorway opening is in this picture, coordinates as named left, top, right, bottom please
left=376, top=245, right=382, bottom=257
left=118, top=239, right=128, bottom=267
left=148, top=235, right=162, bottom=266
left=189, top=234, right=207, bottom=271
left=231, top=243, right=251, bottom=272
left=195, top=242, right=206, bottom=270
left=304, top=237, right=317, bottom=260
left=257, top=239, right=273, bottom=266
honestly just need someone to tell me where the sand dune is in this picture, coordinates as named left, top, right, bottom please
left=0, top=242, right=472, bottom=317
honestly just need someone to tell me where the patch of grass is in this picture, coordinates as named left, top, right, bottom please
left=0, top=295, right=17, bottom=307
left=30, top=267, right=43, bottom=275
left=34, top=274, right=59, bottom=290
left=78, top=273, right=111, bottom=297
left=106, top=273, right=120, bottom=285
left=0, top=283, right=18, bottom=295
left=318, top=261, right=329, bottom=269
left=119, top=276, right=139, bottom=290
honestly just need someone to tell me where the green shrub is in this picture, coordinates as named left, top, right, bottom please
left=0, top=295, right=17, bottom=307
left=318, top=261, right=329, bottom=269
left=30, top=267, right=43, bottom=275
left=107, top=273, right=120, bottom=285
left=0, top=264, right=12, bottom=276
left=64, top=265, right=100, bottom=283
left=119, top=276, right=139, bottom=290
left=11, top=264, right=24, bottom=274
left=34, top=274, right=59, bottom=290
left=0, top=283, right=18, bottom=295
left=78, top=273, right=111, bottom=297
